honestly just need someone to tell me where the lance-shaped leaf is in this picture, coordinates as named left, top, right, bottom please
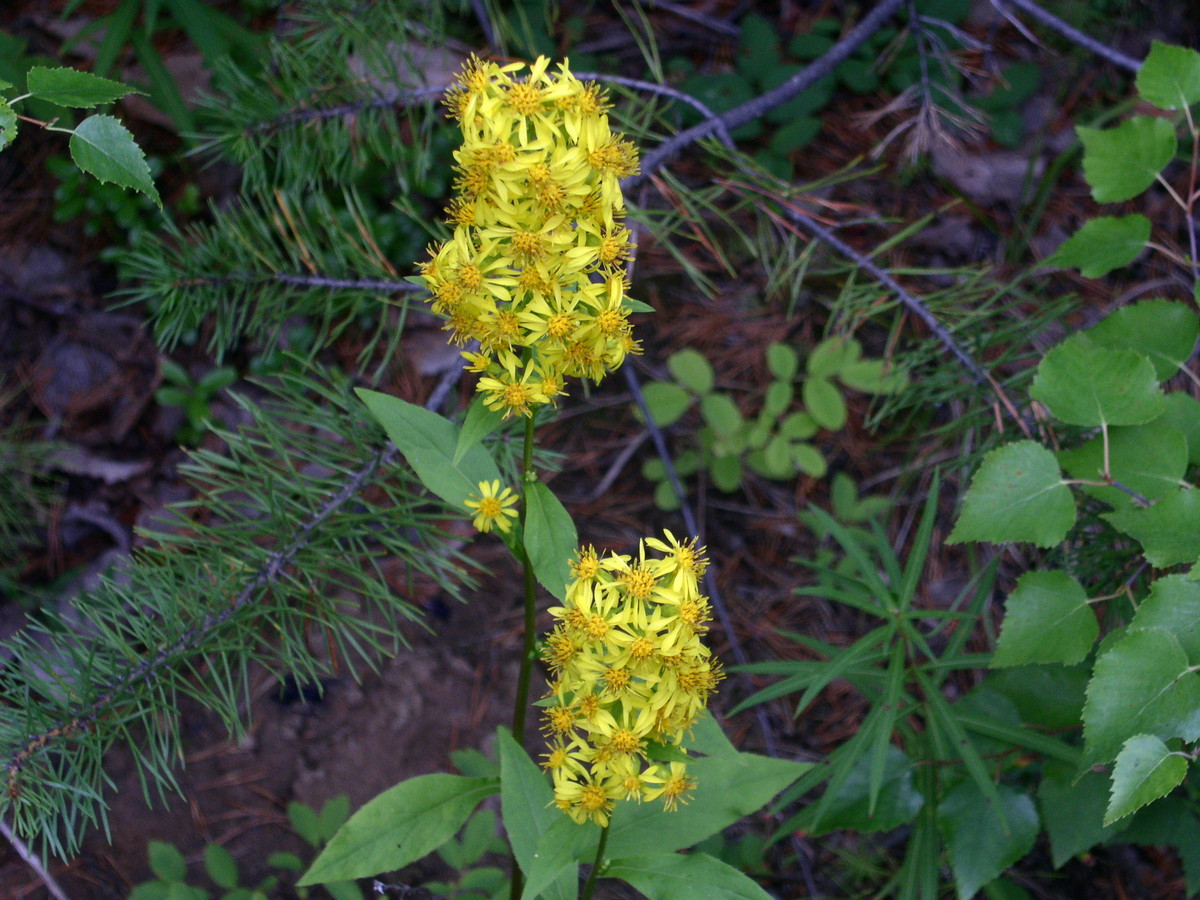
left=947, top=441, right=1075, bottom=547
left=299, top=775, right=498, bottom=884
left=937, top=781, right=1039, bottom=900
left=1087, top=299, right=1200, bottom=380
left=1082, top=627, right=1200, bottom=767
left=1078, top=116, right=1177, bottom=203
left=1105, top=734, right=1188, bottom=825
left=1105, top=488, right=1200, bottom=568
left=69, top=114, right=161, bottom=206
left=993, top=570, right=1097, bottom=667
left=1136, top=41, right=1200, bottom=109
left=26, top=66, right=136, bottom=107
left=1029, top=333, right=1164, bottom=427
left=1045, top=214, right=1150, bottom=278
left=524, top=482, right=577, bottom=601
left=356, top=389, right=501, bottom=508
left=606, top=852, right=774, bottom=900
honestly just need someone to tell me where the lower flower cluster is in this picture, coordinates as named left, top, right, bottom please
left=540, top=532, right=723, bottom=826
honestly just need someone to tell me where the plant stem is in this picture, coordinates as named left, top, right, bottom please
left=511, top=413, right=539, bottom=747
left=581, top=824, right=610, bottom=900
left=508, top=415, right=539, bottom=900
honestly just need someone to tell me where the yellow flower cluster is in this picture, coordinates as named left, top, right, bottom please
left=419, top=56, right=641, bottom=418
left=540, top=531, right=723, bottom=826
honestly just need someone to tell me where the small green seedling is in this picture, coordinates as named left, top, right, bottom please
left=155, top=359, right=237, bottom=446
left=638, top=337, right=906, bottom=509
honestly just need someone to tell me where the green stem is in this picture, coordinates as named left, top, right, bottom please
left=511, top=413, right=539, bottom=746
left=509, top=415, right=539, bottom=900
left=581, top=824, right=610, bottom=900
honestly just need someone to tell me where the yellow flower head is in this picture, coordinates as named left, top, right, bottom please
left=419, top=55, right=642, bottom=417
left=463, top=479, right=519, bottom=534
left=539, top=531, right=723, bottom=824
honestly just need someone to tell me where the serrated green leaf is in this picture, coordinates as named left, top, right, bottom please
left=938, top=781, right=1039, bottom=900
left=356, top=389, right=501, bottom=508
left=298, top=775, right=498, bottom=884
left=1038, top=767, right=1118, bottom=868
left=803, top=376, right=846, bottom=430
left=667, top=348, right=714, bottom=395
left=1160, top=392, right=1200, bottom=464
left=1058, top=419, right=1188, bottom=508
left=69, top=114, right=160, bottom=206
left=1132, top=575, right=1200, bottom=664
left=149, top=841, right=187, bottom=882
left=639, top=382, right=692, bottom=427
left=1031, top=333, right=1165, bottom=427
left=1078, top=116, right=1177, bottom=203
left=1082, top=627, right=1200, bottom=767
left=204, top=844, right=238, bottom=889
left=1136, top=40, right=1200, bottom=109
left=993, top=570, right=1097, bottom=667
left=1105, top=734, right=1187, bottom=825
left=766, top=342, right=798, bottom=381
left=1087, top=299, right=1200, bottom=380
left=1045, top=215, right=1150, bottom=278
left=524, top=482, right=576, bottom=601
left=0, top=98, right=16, bottom=151
left=26, top=65, right=135, bottom=107
left=454, top=395, right=505, bottom=465
left=947, top=441, right=1075, bottom=547
left=606, top=852, right=775, bottom=900
left=1104, top=488, right=1200, bottom=567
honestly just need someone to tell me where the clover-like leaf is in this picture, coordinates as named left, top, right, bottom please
left=993, top=570, right=1097, bottom=667
left=1082, top=627, right=1200, bottom=767
left=1045, top=214, right=1150, bottom=278
left=1078, top=116, right=1177, bottom=203
left=1029, top=333, right=1164, bottom=427
left=1136, top=41, right=1200, bottom=110
left=1105, top=734, right=1188, bottom=826
left=948, top=441, right=1075, bottom=547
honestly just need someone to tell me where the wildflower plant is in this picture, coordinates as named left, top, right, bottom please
left=300, top=54, right=809, bottom=900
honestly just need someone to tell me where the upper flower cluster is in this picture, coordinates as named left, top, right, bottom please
left=540, top=531, right=723, bottom=826
left=419, top=56, right=641, bottom=418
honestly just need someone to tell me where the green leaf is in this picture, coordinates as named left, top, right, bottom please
left=1037, top=767, right=1118, bottom=868
left=766, top=343, right=799, bottom=381
left=298, top=775, right=498, bottom=884
left=267, top=852, right=304, bottom=872
left=1104, top=488, right=1200, bottom=567
left=709, top=454, right=742, bottom=492
left=1088, top=299, right=1200, bottom=380
left=838, top=359, right=907, bottom=394
left=524, top=482, right=577, bottom=601
left=287, top=801, right=321, bottom=846
left=1160, top=393, right=1200, bottom=464
left=779, top=411, right=817, bottom=440
left=807, top=337, right=851, bottom=377
left=639, top=382, right=692, bottom=427
left=204, top=844, right=238, bottom=889
left=993, top=570, right=1097, bottom=667
left=318, top=795, right=352, bottom=841
left=1115, top=796, right=1200, bottom=895
left=1029, top=333, right=1165, bottom=427
left=356, top=389, right=501, bottom=508
left=938, top=781, right=1039, bottom=900
left=701, top=393, right=743, bottom=436
left=1058, top=419, right=1188, bottom=508
left=69, top=114, right=161, bottom=206
left=1078, top=116, right=1177, bottom=203
left=796, top=746, right=923, bottom=835
left=762, top=380, right=793, bottom=419
left=26, top=65, right=135, bottom=107
left=623, top=296, right=656, bottom=314
left=454, top=395, right=505, bottom=465
left=947, top=441, right=1075, bottom=547
left=149, top=841, right=187, bottom=882
left=0, top=98, right=16, bottom=151
left=1136, top=40, right=1200, bottom=109
left=497, top=728, right=555, bottom=871
left=605, top=750, right=811, bottom=859
left=606, top=852, right=774, bottom=900
left=984, top=665, right=1088, bottom=731
left=1105, top=734, right=1188, bottom=825
left=1045, top=215, right=1150, bottom=278
left=667, top=348, right=714, bottom=395
left=1132, top=575, right=1200, bottom=664
left=803, top=376, right=846, bottom=429
left=1081, top=627, right=1200, bottom=767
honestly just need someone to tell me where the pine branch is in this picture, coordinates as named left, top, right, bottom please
left=993, top=0, right=1141, bottom=72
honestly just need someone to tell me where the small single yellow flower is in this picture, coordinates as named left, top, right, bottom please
left=463, top=480, right=518, bottom=534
